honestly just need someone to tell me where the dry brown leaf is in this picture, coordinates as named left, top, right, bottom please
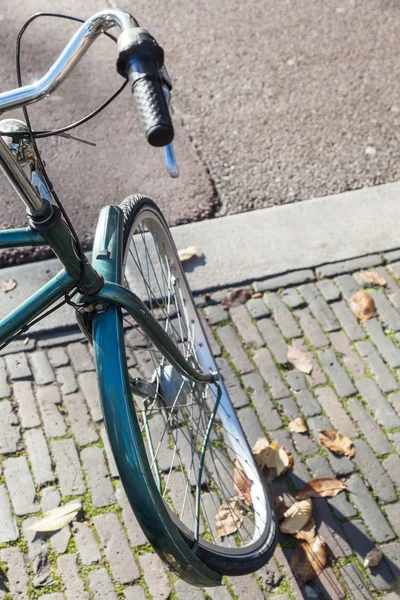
left=252, top=438, right=293, bottom=482
left=27, top=502, right=82, bottom=532
left=364, top=546, right=383, bottom=568
left=287, top=345, right=313, bottom=374
left=273, top=494, right=288, bottom=520
left=289, top=417, right=308, bottom=434
left=0, top=279, right=16, bottom=293
left=294, top=517, right=317, bottom=541
left=319, top=430, right=355, bottom=457
left=233, top=458, right=252, bottom=507
left=177, top=246, right=202, bottom=263
left=221, top=288, right=253, bottom=308
left=349, top=289, right=376, bottom=323
left=252, top=437, right=270, bottom=467
left=215, top=498, right=244, bottom=537
left=358, top=270, right=387, bottom=287
left=251, top=292, right=263, bottom=299
left=297, top=478, right=347, bottom=500
left=280, top=499, right=313, bottom=534
left=291, top=535, right=327, bottom=587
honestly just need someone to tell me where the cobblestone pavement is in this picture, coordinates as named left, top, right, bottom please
left=2, top=252, right=400, bottom=599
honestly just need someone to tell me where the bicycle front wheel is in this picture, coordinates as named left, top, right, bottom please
left=119, top=194, right=277, bottom=575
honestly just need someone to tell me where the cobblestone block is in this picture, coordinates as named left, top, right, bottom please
left=356, top=378, right=400, bottom=430
left=317, top=279, right=341, bottom=302
left=23, top=516, right=52, bottom=587
left=230, top=575, right=264, bottom=600
left=264, top=293, right=302, bottom=339
left=217, top=325, right=253, bottom=373
left=364, top=318, right=400, bottom=368
left=88, top=568, right=118, bottom=600
left=67, top=342, right=93, bottom=373
left=100, top=427, right=119, bottom=478
left=81, top=446, right=114, bottom=508
left=28, top=351, right=55, bottom=385
left=346, top=475, right=395, bottom=543
left=4, top=456, right=38, bottom=515
left=257, top=318, right=288, bottom=364
left=205, top=585, right=233, bottom=600
left=39, top=594, right=65, bottom=600
left=204, top=304, right=227, bottom=325
left=317, top=255, right=382, bottom=278
left=13, top=381, right=40, bottom=428
left=347, top=399, right=392, bottom=455
left=273, top=430, right=310, bottom=489
left=383, top=454, right=400, bottom=488
left=0, top=484, right=18, bottom=542
left=230, top=304, right=264, bottom=346
left=369, top=289, right=400, bottom=331
left=292, top=432, right=319, bottom=456
left=298, top=283, right=340, bottom=332
left=317, top=349, right=356, bottom=397
left=292, top=339, right=327, bottom=387
left=199, top=312, right=221, bottom=356
left=37, top=330, right=85, bottom=347
left=256, top=558, right=282, bottom=593
left=1, top=547, right=29, bottom=600
left=237, top=406, right=264, bottom=446
left=246, top=297, right=270, bottom=319
left=62, top=392, right=98, bottom=446
left=329, top=331, right=365, bottom=379
left=314, top=567, right=346, bottom=599
left=47, top=347, right=69, bottom=368
left=295, top=308, right=328, bottom=348
left=123, top=587, right=147, bottom=600
left=277, top=397, right=302, bottom=420
left=253, top=269, right=315, bottom=292
left=40, top=486, right=71, bottom=553
left=253, top=347, right=289, bottom=399
left=77, top=372, right=103, bottom=422
left=274, top=546, right=305, bottom=600
left=313, top=498, right=352, bottom=559
left=5, top=352, right=32, bottom=380
left=381, top=542, right=400, bottom=581
left=314, top=387, right=358, bottom=438
left=51, top=438, right=86, bottom=496
left=294, top=389, right=321, bottom=417
left=307, top=415, right=354, bottom=476
left=116, top=482, right=147, bottom=546
left=340, top=564, right=374, bottom=599
left=385, top=504, right=400, bottom=537
left=353, top=440, right=397, bottom=503
left=242, top=373, right=282, bottom=430
left=390, top=392, right=400, bottom=416
left=24, top=428, right=54, bottom=485
left=58, top=554, right=89, bottom=600
left=374, top=266, right=399, bottom=294
left=175, top=579, right=205, bottom=599
left=334, top=274, right=359, bottom=301
left=280, top=287, right=305, bottom=309
left=73, top=521, right=101, bottom=565
left=342, top=519, right=395, bottom=591
left=41, top=485, right=60, bottom=511
left=36, top=385, right=66, bottom=438
left=285, top=370, right=307, bottom=391
left=94, top=513, right=139, bottom=583
left=0, top=400, right=20, bottom=454
left=216, top=358, right=249, bottom=408
left=331, top=301, right=366, bottom=341
left=0, top=338, right=35, bottom=356
left=56, top=366, right=78, bottom=395
left=140, top=553, right=171, bottom=600
left=390, top=432, right=400, bottom=453
left=385, top=250, right=400, bottom=263
left=0, top=358, right=10, bottom=398
left=356, top=340, right=398, bottom=393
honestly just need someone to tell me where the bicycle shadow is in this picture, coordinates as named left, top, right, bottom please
left=181, top=254, right=206, bottom=273
left=272, top=474, right=400, bottom=598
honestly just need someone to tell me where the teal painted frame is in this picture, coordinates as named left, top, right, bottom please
left=0, top=212, right=222, bottom=586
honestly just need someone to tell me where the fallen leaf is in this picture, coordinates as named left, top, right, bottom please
left=287, top=345, right=313, bottom=374
left=319, top=430, right=355, bottom=457
left=364, top=546, right=383, bottom=568
left=251, top=292, right=263, bottom=299
left=289, top=417, right=308, bottom=433
left=252, top=438, right=293, bottom=481
left=291, top=535, right=327, bottom=586
left=221, top=288, right=252, bottom=308
left=177, top=246, right=202, bottom=263
left=27, top=502, right=82, bottom=532
left=297, top=478, right=347, bottom=500
left=233, top=458, right=252, bottom=507
left=0, top=279, right=16, bottom=293
left=294, top=517, right=317, bottom=541
left=215, top=498, right=244, bottom=537
left=280, top=499, right=313, bottom=534
left=349, top=289, right=376, bottom=323
left=358, top=270, right=387, bottom=287
left=273, top=494, right=288, bottom=520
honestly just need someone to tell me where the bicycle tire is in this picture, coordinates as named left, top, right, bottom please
left=118, top=194, right=277, bottom=575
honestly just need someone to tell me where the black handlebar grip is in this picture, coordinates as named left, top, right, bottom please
left=129, top=73, right=174, bottom=147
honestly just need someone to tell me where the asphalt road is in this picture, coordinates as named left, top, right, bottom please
left=0, top=0, right=399, bottom=261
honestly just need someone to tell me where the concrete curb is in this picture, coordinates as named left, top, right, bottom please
left=1, top=180, right=400, bottom=335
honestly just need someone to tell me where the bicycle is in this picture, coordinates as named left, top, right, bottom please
left=0, top=8, right=277, bottom=587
